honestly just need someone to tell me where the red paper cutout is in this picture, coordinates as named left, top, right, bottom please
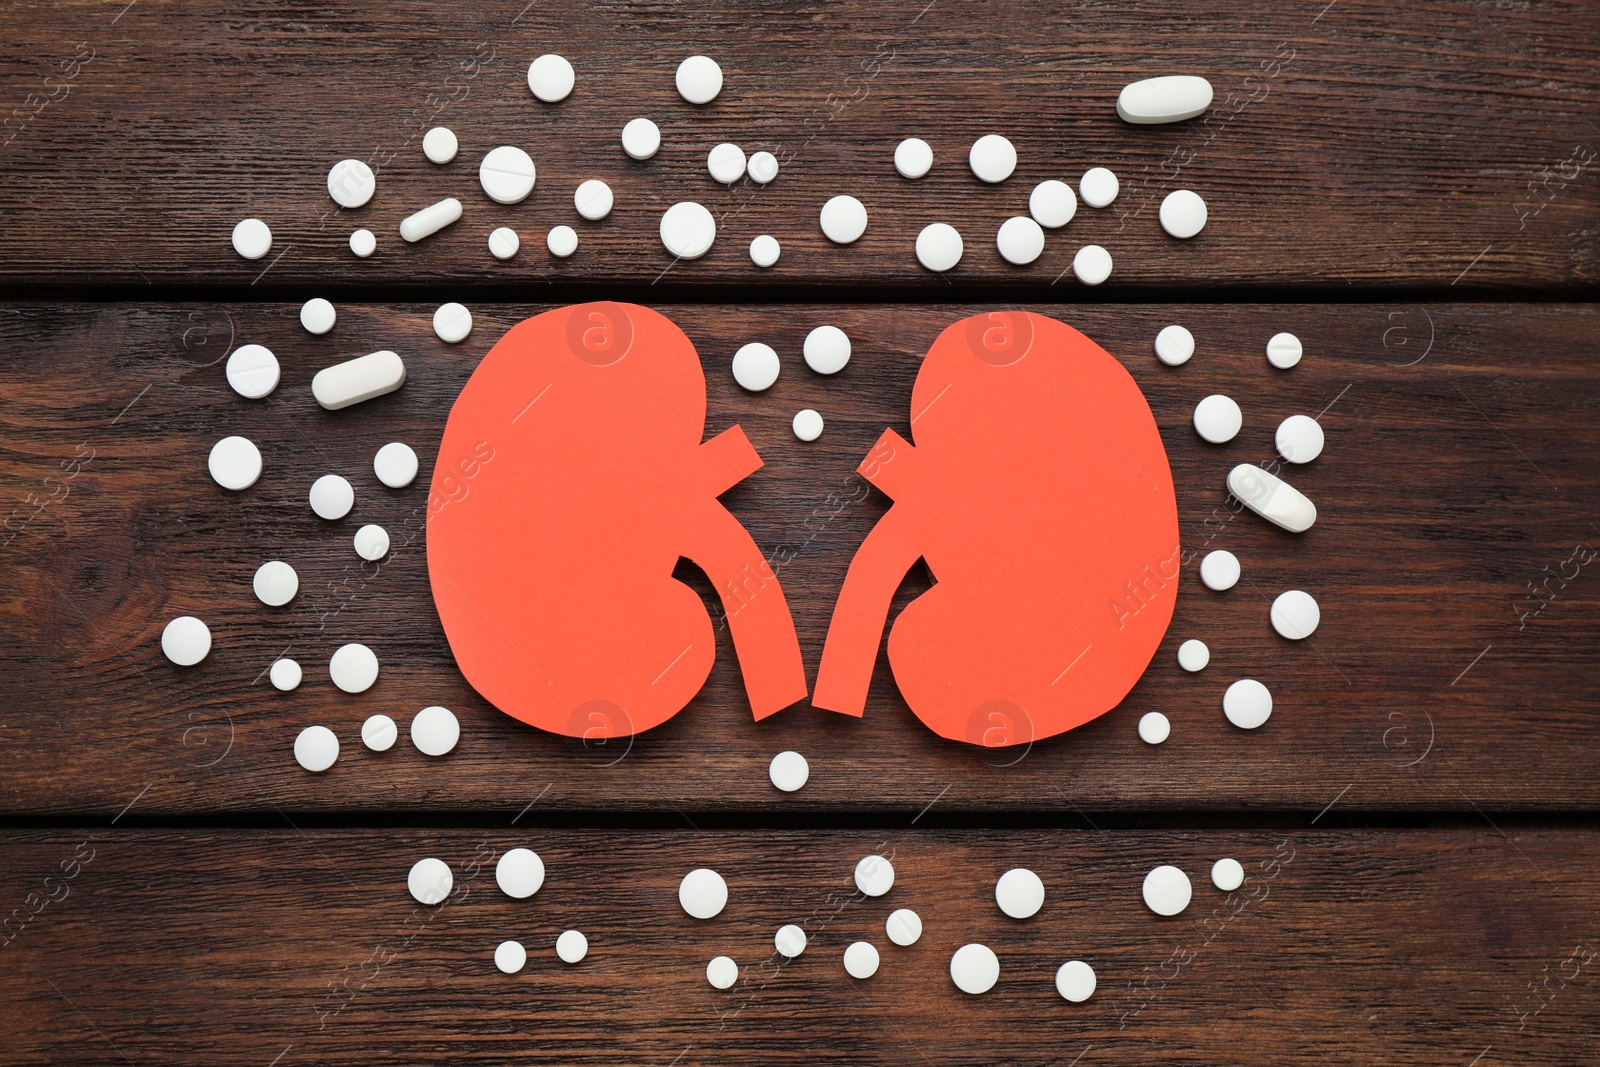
left=428, top=302, right=807, bottom=738
left=813, top=311, right=1179, bottom=746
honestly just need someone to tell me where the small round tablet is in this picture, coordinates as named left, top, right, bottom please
left=575, top=179, right=613, bottom=221
left=1139, top=711, right=1171, bottom=745
left=1154, top=325, right=1194, bottom=366
left=294, top=725, right=339, bottom=773
left=731, top=343, right=780, bottom=392
left=548, top=225, right=579, bottom=258
left=208, top=436, right=262, bottom=491
left=479, top=145, right=536, bottom=205
left=1029, top=179, right=1077, bottom=228
left=916, top=223, right=963, bottom=272
left=309, top=474, right=354, bottom=520
left=1223, top=678, right=1273, bottom=729
left=748, top=151, right=779, bottom=184
left=374, top=442, right=419, bottom=489
left=1270, top=590, right=1321, bottom=640
left=843, top=941, right=880, bottom=979
left=1192, top=394, right=1242, bottom=444
left=968, top=134, right=1017, bottom=183
left=328, top=643, right=379, bottom=694
left=526, top=53, right=575, bottom=103
left=349, top=229, right=376, bottom=258
left=950, top=943, right=999, bottom=994
left=433, top=302, right=473, bottom=343
left=253, top=560, right=299, bottom=607
left=361, top=713, right=397, bottom=752
left=422, top=126, right=458, bottom=164
left=885, top=908, right=922, bottom=946
left=819, top=195, right=868, bottom=244
left=1200, top=549, right=1241, bottom=591
left=995, top=868, right=1045, bottom=919
left=792, top=409, right=824, bottom=442
left=353, top=524, right=390, bottom=561
left=676, top=55, right=723, bottom=104
left=1072, top=244, right=1113, bottom=285
left=1160, top=189, right=1208, bottom=238
left=1177, top=639, right=1210, bottom=672
left=1275, top=414, right=1324, bottom=464
left=488, top=227, right=520, bottom=260
left=497, top=848, right=546, bottom=898
left=556, top=929, right=588, bottom=963
left=659, top=202, right=716, bottom=259
left=854, top=855, right=894, bottom=897
left=161, top=616, right=211, bottom=666
left=803, top=325, right=850, bottom=374
left=894, top=137, right=933, bottom=179
left=1080, top=167, right=1120, bottom=208
left=1142, top=864, right=1192, bottom=916
left=1266, top=331, right=1303, bottom=369
left=707, top=143, right=746, bottom=184
left=300, top=298, right=336, bottom=335
left=1056, top=960, right=1096, bottom=1003
left=749, top=234, right=780, bottom=268
left=327, top=159, right=375, bottom=209
left=1212, top=857, right=1245, bottom=892
left=411, top=705, right=460, bottom=756
left=769, top=750, right=810, bottom=790
left=706, top=955, right=738, bottom=989
left=231, top=218, right=271, bottom=260
left=269, top=658, right=302, bottom=691
left=494, top=939, right=526, bottom=974
left=621, top=117, right=661, bottom=160
left=996, top=216, right=1045, bottom=265
left=679, top=868, right=728, bottom=919
left=225, top=344, right=280, bottom=399
left=775, top=924, right=807, bottom=958
left=408, top=857, right=452, bottom=905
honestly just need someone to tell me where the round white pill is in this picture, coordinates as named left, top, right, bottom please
left=548, top=225, right=579, bottom=258
left=819, top=195, right=868, bottom=244
left=1193, top=394, right=1242, bottom=443
left=479, top=145, right=536, bottom=205
left=574, top=180, right=613, bottom=220
left=1139, top=711, right=1171, bottom=744
left=995, top=868, right=1045, bottom=919
left=488, top=227, right=520, bottom=260
left=556, top=930, right=588, bottom=963
left=894, top=137, right=933, bottom=179
left=1056, top=960, right=1096, bottom=1003
left=621, top=117, right=661, bottom=160
left=1142, top=864, right=1192, bottom=916
left=308, top=474, right=354, bottom=520
left=707, top=143, right=746, bottom=184
left=950, top=944, right=999, bottom=994
left=916, top=223, right=963, bottom=272
left=225, top=344, right=279, bottom=399
left=496, top=848, right=545, bottom=898
left=433, top=302, right=473, bottom=343
left=526, top=53, right=575, bottom=102
left=411, top=705, right=460, bottom=756
left=374, top=442, right=419, bottom=489
left=349, top=229, right=376, bottom=258
left=1160, top=189, right=1208, bottom=239
left=843, top=941, right=880, bottom=979
left=161, top=616, right=211, bottom=666
left=253, top=560, right=298, bottom=606
left=1212, top=857, right=1245, bottom=892
left=300, top=298, right=336, bottom=335
left=659, top=202, right=716, bottom=259
left=408, top=857, right=452, bottom=905
left=968, top=134, right=1017, bottom=183
left=361, top=713, right=397, bottom=752
left=1080, top=167, right=1120, bottom=208
left=1154, top=325, right=1194, bottom=366
left=422, top=126, right=458, bottom=164
left=775, top=924, right=807, bottom=958
left=328, top=643, right=379, bottom=694
left=802, top=325, right=850, bottom=374
left=327, top=159, right=375, bottom=209
left=208, top=436, right=262, bottom=491
left=1266, top=331, right=1303, bottom=369
left=1275, top=414, right=1324, bottom=464
left=749, top=234, right=780, bottom=268
left=731, top=343, right=780, bottom=392
left=676, top=55, right=723, bottom=104
left=679, top=868, right=728, bottom=919
left=269, top=658, right=302, bottom=691
left=706, top=956, right=738, bottom=989
left=1073, top=244, right=1113, bottom=285
left=996, top=216, right=1045, bottom=265
left=1271, top=590, right=1321, bottom=640
left=294, top=725, right=339, bottom=773
left=885, top=908, right=923, bottom=946
left=748, top=151, right=779, bottom=184
left=353, top=524, right=390, bottom=561
left=1200, top=549, right=1241, bottom=591
left=1223, top=679, right=1273, bottom=729
left=494, top=939, right=526, bottom=974
left=854, top=855, right=894, bottom=897
left=1177, top=639, right=1210, bottom=672
left=231, top=218, right=271, bottom=260
left=769, top=750, right=810, bottom=791
left=1029, top=179, right=1077, bottom=228
left=792, top=409, right=824, bottom=442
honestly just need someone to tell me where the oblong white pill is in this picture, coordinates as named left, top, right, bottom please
left=706, top=955, right=738, bottom=989
left=995, top=868, right=1045, bottom=919
left=1056, top=960, right=1097, bottom=1002
left=494, top=939, right=526, bottom=974
left=361, top=713, right=397, bottom=752
left=621, top=117, right=661, bottom=160
left=1267, top=331, right=1303, bottom=369
left=803, top=325, right=851, bottom=374
left=1154, top=324, right=1194, bottom=366
left=996, top=216, right=1045, bottom=265
left=231, top=218, right=271, bottom=260
left=679, top=868, right=728, bottom=919
left=1177, top=638, right=1210, bottom=672
left=885, top=908, right=922, bottom=946
left=854, top=854, right=894, bottom=897
left=294, top=725, right=339, bottom=773
left=775, top=924, right=807, bottom=958
left=374, top=442, right=419, bottom=488
left=527, top=53, right=575, bottom=102
left=226, top=344, right=280, bottom=399
left=749, top=234, right=780, bottom=268
left=843, top=941, right=880, bottom=979
left=792, top=409, right=824, bottom=441
left=1080, top=167, right=1120, bottom=208
left=574, top=179, right=613, bottom=220
left=556, top=929, right=588, bottom=963
left=1228, top=463, right=1317, bottom=532
left=1223, top=678, right=1273, bottom=729
left=1275, top=414, right=1325, bottom=464
left=312, top=350, right=406, bottom=410
left=1212, top=857, right=1245, bottom=892
left=1073, top=244, right=1113, bottom=285
left=399, top=198, right=462, bottom=242
left=349, top=229, right=376, bottom=258
left=480, top=146, right=535, bottom=205
left=496, top=848, right=545, bottom=898
left=894, top=137, right=933, bottom=179
left=916, top=223, right=963, bottom=272
left=676, top=55, right=723, bottom=104
left=253, top=560, right=298, bottom=606
left=328, top=642, right=379, bottom=694
left=1118, top=75, right=1214, bottom=124
left=1029, top=179, right=1077, bottom=228
left=353, top=524, right=390, bottom=561
left=1271, top=589, right=1321, bottom=640
left=707, top=142, right=746, bottom=184
left=1142, top=864, right=1192, bottom=916
left=300, top=298, right=336, bottom=335
left=1160, top=189, right=1208, bottom=238
left=408, top=857, right=452, bottom=905
left=950, top=944, right=999, bottom=994
left=748, top=151, right=779, bottom=184
left=1200, top=549, right=1240, bottom=591
left=411, top=705, right=460, bottom=756
left=731, top=343, right=779, bottom=392
left=488, top=227, right=520, bottom=260
left=161, top=615, right=211, bottom=666
left=433, top=303, right=473, bottom=343
left=968, top=134, right=1017, bottom=183
left=819, top=195, right=868, bottom=244
left=769, top=749, right=810, bottom=790
left=1139, top=711, right=1171, bottom=744
left=548, top=225, right=579, bottom=258
left=327, top=159, right=375, bottom=209
left=422, top=126, right=458, bottom=164
left=269, top=658, right=302, bottom=691
left=208, top=435, right=262, bottom=491
left=659, top=202, right=716, bottom=259
left=1193, top=394, right=1242, bottom=443
left=308, top=474, right=354, bottom=520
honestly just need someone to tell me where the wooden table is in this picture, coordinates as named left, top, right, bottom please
left=3, top=2, right=1598, bottom=1063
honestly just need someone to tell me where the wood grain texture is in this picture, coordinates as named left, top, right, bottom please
left=2, top=0, right=1600, bottom=289
left=1, top=301, right=1595, bottom=815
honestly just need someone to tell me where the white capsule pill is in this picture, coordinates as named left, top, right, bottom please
left=1275, top=415, right=1324, bottom=464
left=494, top=939, right=526, bottom=974
left=1228, top=463, right=1317, bottom=533
left=353, top=524, right=390, bottom=561
left=433, top=303, right=473, bottom=343
left=749, top=234, right=780, bottom=268
left=731, top=343, right=780, bottom=392
left=253, top=560, right=299, bottom=606
left=1073, top=244, right=1113, bottom=285
left=803, top=325, right=850, bottom=374
left=408, top=857, right=452, bottom=905
left=968, top=134, right=1017, bottom=183
left=1200, top=549, right=1240, bottom=591
left=527, top=53, right=575, bottom=102
left=422, top=126, right=458, bottom=164
left=411, top=705, right=460, bottom=756
left=790, top=409, right=824, bottom=441
left=996, top=216, right=1045, bottom=265
left=1266, top=331, right=1303, bottom=369
left=294, top=725, right=339, bottom=773
left=1080, top=167, right=1120, bottom=208
left=854, top=854, right=894, bottom=897
left=886, top=908, right=923, bottom=946
left=208, top=435, right=262, bottom=491
left=707, top=143, right=746, bottom=184
left=556, top=930, right=588, bottom=964
left=659, top=201, right=716, bottom=259
left=327, top=159, right=375, bottom=209
left=399, top=197, right=462, bottom=242
left=1271, top=590, right=1321, bottom=640
left=775, top=924, right=807, bottom=958
left=231, top=218, right=271, bottom=260
left=995, top=868, right=1045, bottom=919
left=679, top=868, right=728, bottom=919
left=480, top=146, right=535, bottom=205
left=843, top=941, right=880, bottom=979
left=676, top=55, right=723, bottom=104
left=161, top=615, right=211, bottom=666
left=769, top=749, right=810, bottom=790
left=1142, top=864, right=1192, bottom=916
left=488, top=227, right=520, bottom=260
left=706, top=955, right=738, bottom=989
left=819, top=195, right=868, bottom=244
left=548, top=225, right=579, bottom=258
left=1056, top=959, right=1097, bottom=1002
left=1177, top=639, right=1210, bottom=672
left=312, top=350, right=406, bottom=410
left=1223, top=679, right=1273, bottom=729
left=1193, top=394, right=1242, bottom=443
left=225, top=344, right=280, bottom=399
left=361, top=713, right=397, bottom=752
left=916, top=223, right=964, bottom=272
left=269, top=658, right=302, bottom=691
left=1118, top=75, right=1214, bottom=124
left=328, top=643, right=379, bottom=694
left=621, top=117, right=661, bottom=160
left=1212, top=857, right=1245, bottom=892
left=748, top=151, right=779, bottom=184
left=308, top=474, right=354, bottom=520
left=1154, top=324, right=1194, bottom=366
left=574, top=179, right=613, bottom=220
left=950, top=944, right=999, bottom=994
left=1139, top=711, right=1171, bottom=744
left=300, top=298, right=336, bottom=335
left=1029, top=179, right=1077, bottom=228
left=1160, top=189, right=1208, bottom=239
left=374, top=442, right=419, bottom=489
left=894, top=137, right=933, bottom=179
left=497, top=849, right=545, bottom=898
left=349, top=229, right=376, bottom=258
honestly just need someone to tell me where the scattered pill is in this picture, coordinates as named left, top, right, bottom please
left=548, top=225, right=579, bottom=258
left=996, top=216, right=1045, bottom=265
left=300, top=298, right=336, bottom=335
left=792, top=409, right=824, bottom=442
left=328, top=642, right=379, bottom=694
left=1118, top=75, right=1214, bottom=124
left=679, top=868, right=728, bottom=919
left=231, top=218, right=271, bottom=260
left=676, top=55, right=723, bottom=104
left=802, top=325, right=851, bottom=374
left=433, top=302, right=473, bottom=343
left=349, top=229, right=376, bottom=257
left=496, top=848, right=545, bottom=898
left=1212, top=857, right=1245, bottom=892
left=399, top=197, right=462, bottom=242
left=161, top=616, right=211, bottom=666
left=353, top=524, right=390, bottom=561
left=1270, top=590, right=1321, bottom=640
left=854, top=855, right=894, bottom=897
left=1275, top=414, right=1324, bottom=463
left=225, top=344, right=280, bottom=399
left=950, top=943, right=999, bottom=994
left=995, top=868, right=1045, bottom=919
left=1200, top=549, right=1241, bottom=591
left=294, top=725, right=339, bottom=773
left=253, top=560, right=299, bottom=606
left=769, top=750, right=810, bottom=790
left=1223, top=678, right=1273, bottom=729
left=1193, top=394, right=1242, bottom=443
left=819, top=195, right=868, bottom=244
left=411, top=705, right=460, bottom=756
left=1177, top=639, right=1210, bottom=672
left=422, top=126, right=458, bottom=164
left=1139, top=711, right=1171, bottom=744
left=269, top=658, right=302, bottom=691
left=1160, top=189, right=1208, bottom=239
left=748, top=151, right=779, bottom=184
left=707, top=143, right=747, bottom=184
left=327, top=159, right=375, bottom=209
left=408, top=857, right=452, bottom=905
left=1072, top=244, right=1113, bottom=285
left=208, top=435, right=262, bottom=491
left=527, top=53, right=575, bottom=102
left=1056, top=960, right=1097, bottom=1002
left=556, top=930, right=588, bottom=963
left=1142, top=864, right=1192, bottom=916
left=480, top=146, right=536, bottom=205
left=1029, top=179, right=1077, bottom=228
left=749, top=234, right=780, bottom=267
left=361, top=713, right=398, bottom=752
left=659, top=201, right=716, bottom=259
left=706, top=955, right=738, bottom=989
left=621, top=117, right=661, bottom=160
left=1080, top=167, right=1120, bottom=208
left=916, top=223, right=963, bottom=272
left=374, top=442, right=419, bottom=488
left=313, top=350, right=406, bottom=410
left=309, top=474, right=354, bottom=520
left=885, top=908, right=923, bottom=946
left=494, top=939, right=527, bottom=974
left=1266, top=331, right=1303, bottom=369
left=775, top=924, right=807, bottom=958
left=894, top=137, right=933, bottom=179
left=488, top=227, right=520, bottom=260
left=968, top=134, right=1017, bottom=183
left=574, top=179, right=613, bottom=220
left=843, top=941, right=880, bottom=979
left=731, top=343, right=780, bottom=392
left=1154, top=324, right=1194, bottom=366
left=1228, top=464, right=1317, bottom=532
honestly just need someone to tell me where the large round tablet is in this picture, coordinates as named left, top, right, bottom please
left=269, top=658, right=302, bottom=691
left=749, top=234, right=780, bottom=268
left=679, top=868, right=728, bottom=919
left=854, top=854, right=894, bottom=897
left=1029, top=179, right=1077, bottom=228
left=294, top=725, right=339, bottom=773
left=621, top=117, right=661, bottom=160
left=479, top=146, right=536, bottom=205
left=328, top=643, right=379, bottom=694
left=327, top=159, right=375, bottom=208
left=433, top=302, right=473, bottom=343
left=950, top=943, right=999, bottom=994
left=768, top=750, right=810, bottom=791
left=706, top=955, right=738, bottom=989
left=374, top=442, right=419, bottom=489
left=556, top=929, right=588, bottom=963
left=1270, top=589, right=1321, bottom=640
left=803, top=325, right=851, bottom=374
left=1072, top=244, right=1113, bottom=285
left=707, top=143, right=746, bottom=184
left=676, top=55, right=723, bottom=104
left=819, top=195, right=868, bottom=244
left=1212, top=857, right=1245, bottom=892
left=775, top=924, right=807, bottom=958
left=411, top=705, right=460, bottom=756
left=1080, top=167, right=1120, bottom=208
left=1160, top=189, right=1208, bottom=238
left=1154, top=324, right=1194, bottom=366
left=843, top=941, right=880, bottom=979
left=253, top=560, right=299, bottom=606
left=488, top=227, right=520, bottom=260
left=1177, top=639, right=1210, bottom=672
left=408, top=857, right=452, bottom=905
left=1200, top=549, right=1240, bottom=591
left=423, top=126, right=458, bottom=164
left=349, top=229, right=376, bottom=258
left=300, top=298, right=336, bottom=335
left=659, top=201, right=716, bottom=259
left=731, top=343, right=780, bottom=392
left=916, top=223, right=963, bottom=272
left=208, top=436, right=262, bottom=491
left=792, top=409, right=824, bottom=442
left=1056, top=959, right=1097, bottom=1002
left=574, top=179, right=613, bottom=220
left=231, top=218, right=271, bottom=260
left=361, top=713, right=397, bottom=752
left=894, top=137, right=933, bottom=179
left=885, top=908, right=923, bottom=946
left=1138, top=711, right=1171, bottom=744
left=1192, top=394, right=1242, bottom=443
left=309, top=474, right=354, bottom=519
left=1275, top=414, right=1324, bottom=463
left=1223, top=679, right=1273, bottom=729
left=527, top=53, right=575, bottom=102
left=995, top=868, right=1045, bottom=919
left=496, top=847, right=546, bottom=898
left=1142, top=864, right=1192, bottom=916
left=353, top=524, right=390, bottom=561
left=548, top=225, right=579, bottom=258
left=161, top=615, right=211, bottom=666
left=996, top=216, right=1045, bottom=265
left=1267, top=331, right=1303, bottom=369
left=968, top=134, right=1017, bottom=183
left=748, top=151, right=779, bottom=184
left=494, top=939, right=527, bottom=974
left=226, top=344, right=280, bottom=399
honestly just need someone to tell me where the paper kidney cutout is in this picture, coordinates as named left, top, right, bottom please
left=812, top=311, right=1179, bottom=746
left=427, top=302, right=808, bottom=738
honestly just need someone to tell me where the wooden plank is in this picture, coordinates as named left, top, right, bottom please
left=2, top=0, right=1599, bottom=289
left=1, top=301, right=1595, bottom=815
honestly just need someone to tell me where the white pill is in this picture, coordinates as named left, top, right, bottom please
left=349, top=229, right=376, bottom=258
left=676, top=55, right=723, bottom=104
left=769, top=750, right=810, bottom=791
left=480, top=146, right=536, bottom=205
left=294, top=725, right=339, bottom=773
left=1029, top=179, right=1077, bottom=228
left=308, top=474, right=354, bottom=520
left=1266, top=331, right=1303, bottom=369
left=328, top=643, right=379, bottom=694
left=1056, top=960, right=1097, bottom=1002
left=496, top=848, right=545, bottom=898
left=995, top=868, right=1045, bottom=919
left=399, top=197, right=462, bottom=242
left=792, top=409, right=824, bottom=442
left=894, top=137, right=933, bottom=179
left=659, top=201, right=716, bottom=259
left=885, top=908, right=922, bottom=946
left=854, top=855, right=894, bottom=897
left=300, top=298, right=336, bottom=335
left=374, top=442, right=419, bottom=488
left=1072, top=244, right=1113, bottom=285
left=411, top=705, right=460, bottom=756
left=1154, top=324, right=1194, bottom=366
left=161, top=616, right=211, bottom=666
left=707, top=143, right=746, bottom=184
left=327, top=159, right=375, bottom=209
left=802, top=325, right=850, bottom=374
left=621, top=117, right=661, bottom=160
left=679, top=868, right=727, bottom=919
left=353, top=524, right=390, bottom=561
left=775, top=924, right=807, bottom=958
left=253, top=560, right=299, bottom=606
left=843, top=941, right=880, bottom=979
left=433, top=302, right=473, bottom=343
left=1118, top=75, right=1214, bottom=124
left=556, top=930, right=588, bottom=964
left=422, top=126, right=458, bottom=164
left=488, top=227, right=520, bottom=260
left=1200, top=549, right=1241, bottom=591
left=548, top=225, right=579, bottom=258
left=748, top=151, right=779, bottom=184
left=1142, top=864, right=1192, bottom=916
left=1160, top=189, right=1208, bottom=239
left=819, top=195, right=868, bottom=244
left=361, top=713, right=397, bottom=752
left=1139, top=711, right=1171, bottom=745
left=231, top=218, right=271, bottom=260
left=225, top=344, right=280, bottom=399
left=494, top=940, right=526, bottom=974
left=313, top=350, right=406, bottom=410
left=269, top=658, right=302, bottom=691
left=749, top=234, right=780, bottom=268
left=706, top=955, right=738, bottom=989
left=731, top=343, right=779, bottom=392
left=1275, top=414, right=1324, bottom=464
left=527, top=53, right=575, bottom=102
left=1271, top=590, right=1321, bottom=640
left=208, top=435, right=262, bottom=491
left=1228, top=463, right=1317, bottom=533
left=408, top=857, right=452, bottom=905
left=1212, top=857, right=1245, bottom=892
left=1080, top=167, right=1120, bottom=208
left=574, top=179, right=613, bottom=220
left=968, top=134, right=1017, bottom=183
left=1223, top=678, right=1273, bottom=729
left=1177, top=639, right=1210, bottom=672
left=996, top=216, right=1045, bottom=265
left=950, top=944, right=999, bottom=994
left=1193, top=394, right=1242, bottom=443
left=916, top=223, right=963, bottom=272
